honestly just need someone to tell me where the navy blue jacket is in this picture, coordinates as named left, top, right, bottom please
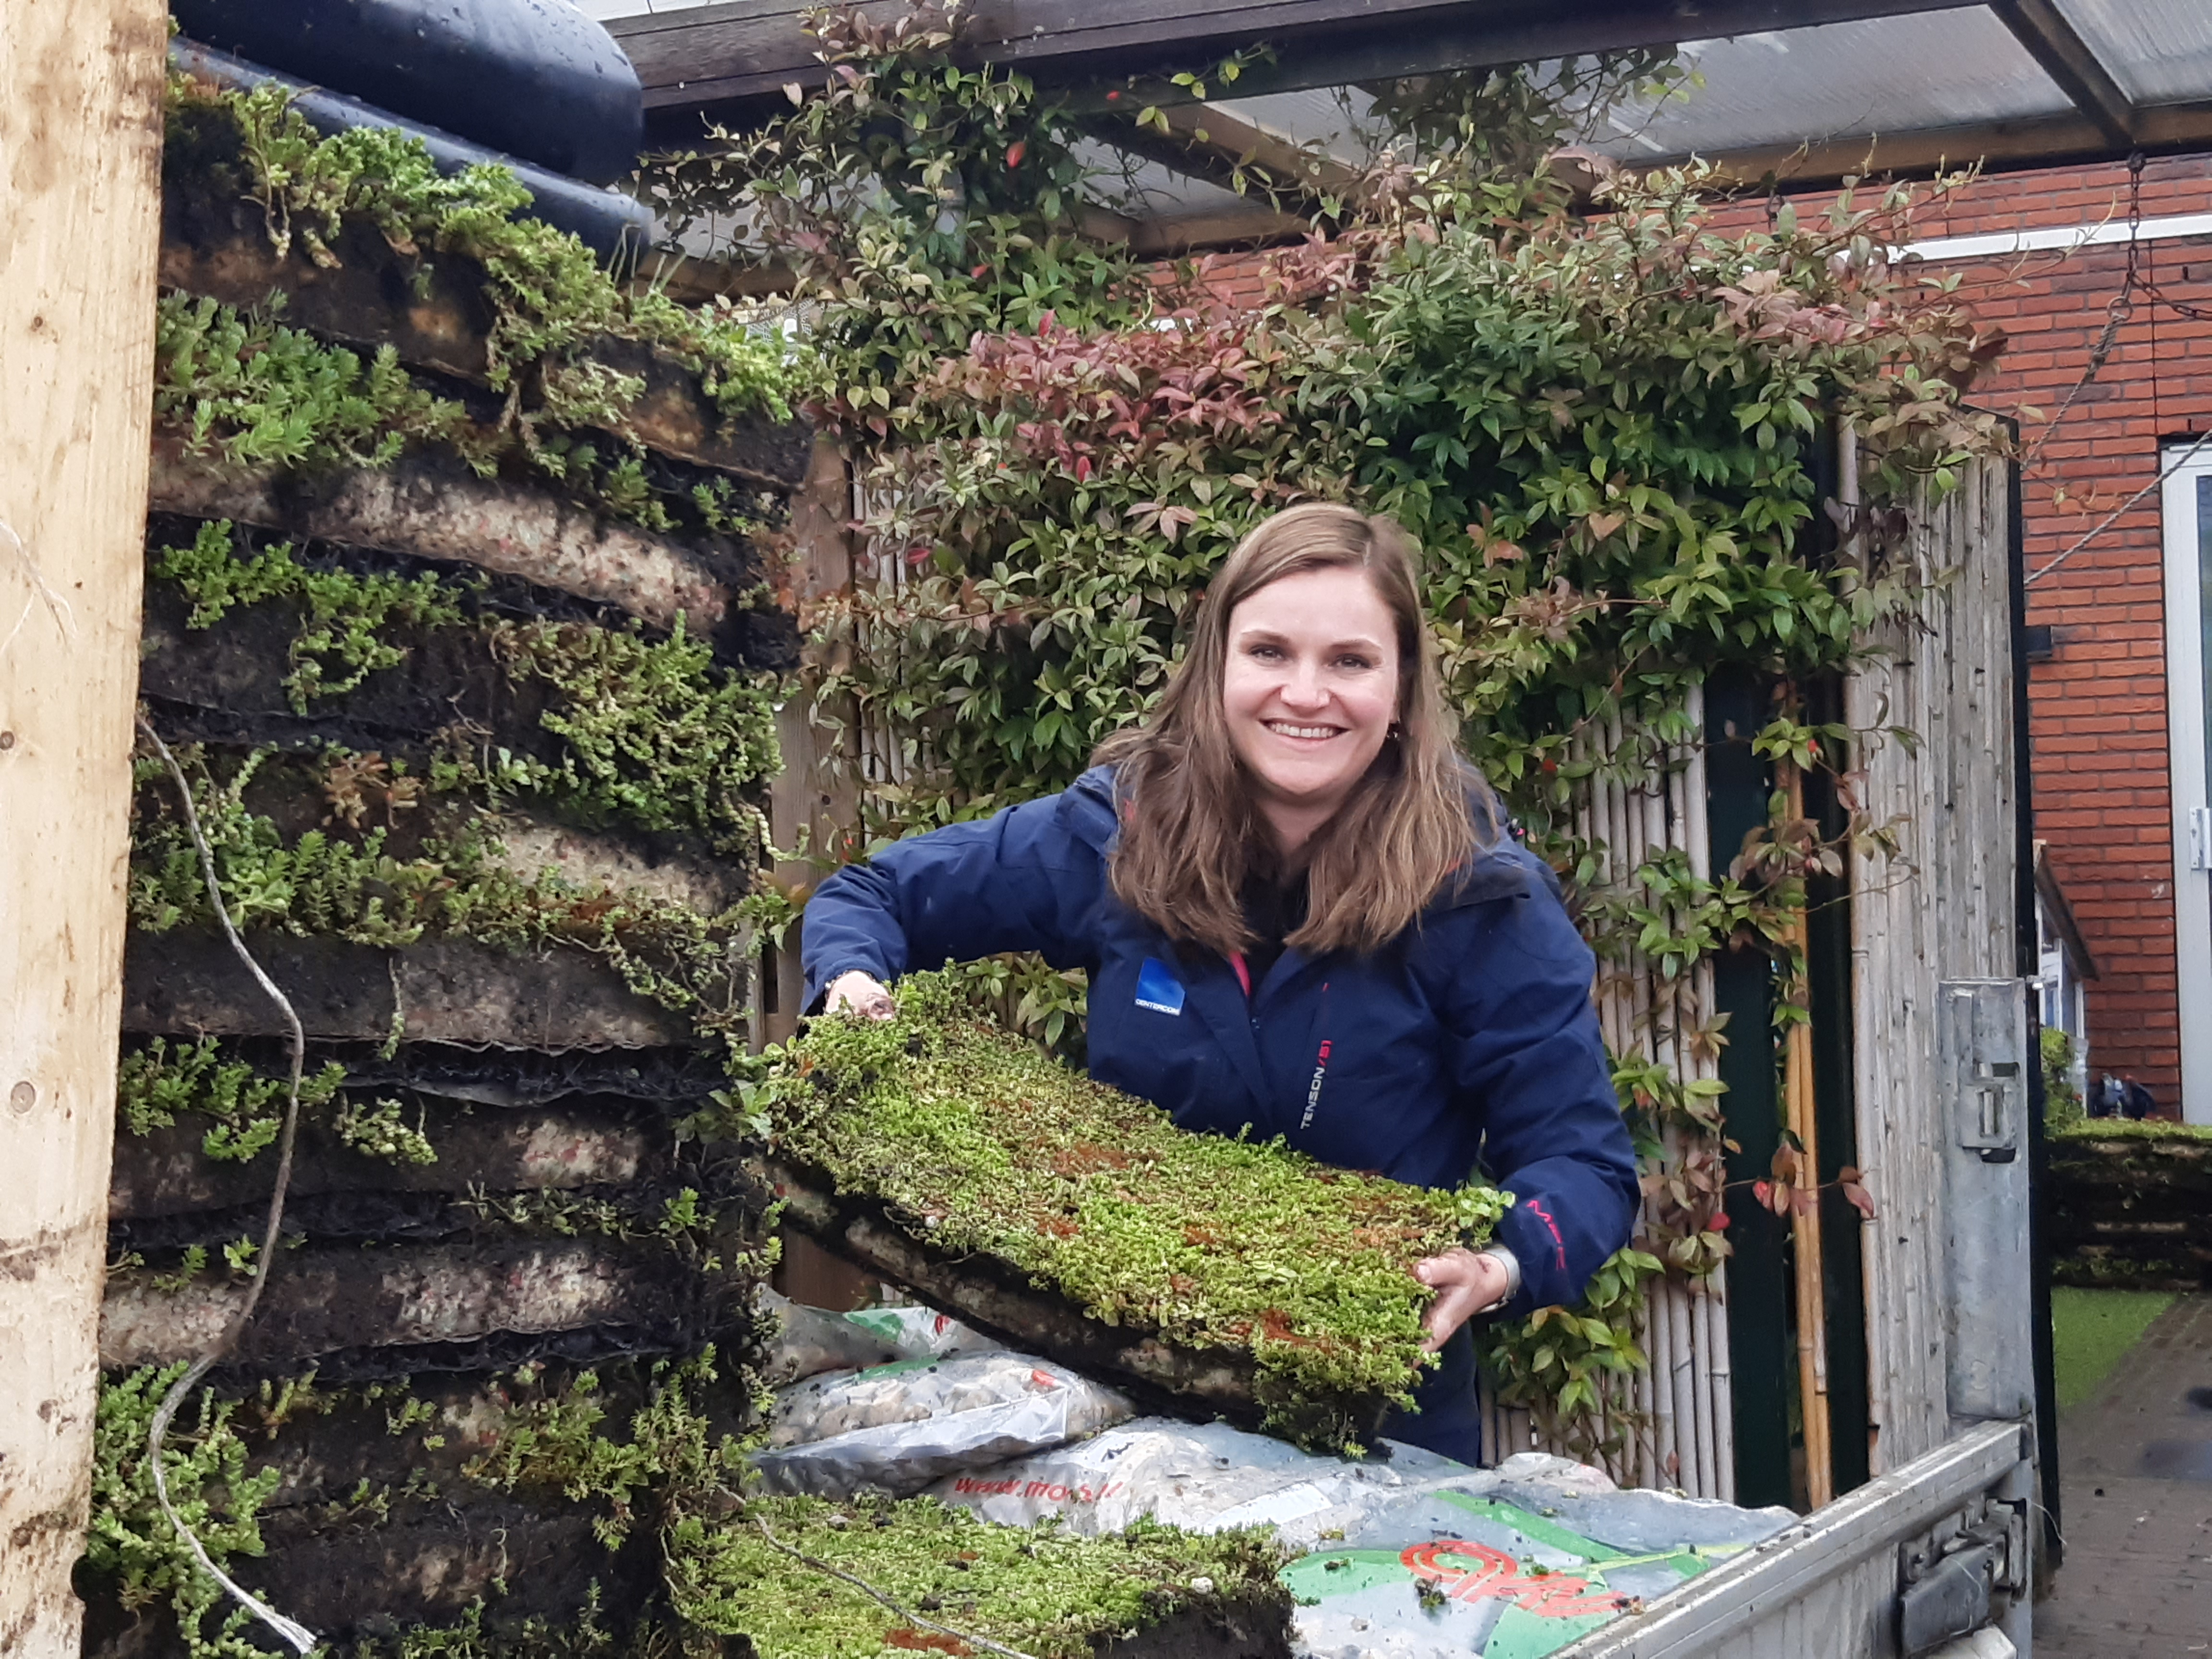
left=799, top=766, right=1638, bottom=1322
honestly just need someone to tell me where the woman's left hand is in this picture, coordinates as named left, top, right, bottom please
left=1413, top=1248, right=1513, bottom=1351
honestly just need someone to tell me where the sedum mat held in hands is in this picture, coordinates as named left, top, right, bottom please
left=758, top=972, right=1512, bottom=1453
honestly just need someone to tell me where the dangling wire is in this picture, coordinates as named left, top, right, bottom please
left=2022, top=151, right=2143, bottom=471
left=134, top=715, right=319, bottom=1656
left=2022, top=150, right=2212, bottom=583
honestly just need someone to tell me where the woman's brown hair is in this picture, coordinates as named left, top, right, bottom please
left=1094, top=502, right=1497, bottom=959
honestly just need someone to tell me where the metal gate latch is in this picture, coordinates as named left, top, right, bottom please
left=1898, top=1500, right=2028, bottom=1657
left=1939, top=981, right=2028, bottom=1164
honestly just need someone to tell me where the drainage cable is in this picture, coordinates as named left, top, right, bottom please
left=134, top=714, right=320, bottom=1656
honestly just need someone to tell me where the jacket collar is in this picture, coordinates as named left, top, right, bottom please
left=1059, top=763, right=1537, bottom=914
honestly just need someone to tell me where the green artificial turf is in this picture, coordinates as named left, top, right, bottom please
left=2050, top=1286, right=2174, bottom=1411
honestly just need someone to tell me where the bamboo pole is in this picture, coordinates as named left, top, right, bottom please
left=1780, top=759, right=1835, bottom=1510
left=0, top=2, right=168, bottom=1651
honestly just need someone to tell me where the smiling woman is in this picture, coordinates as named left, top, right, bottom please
left=804, top=503, right=1639, bottom=1464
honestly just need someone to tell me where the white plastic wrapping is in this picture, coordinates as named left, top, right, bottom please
left=841, top=1301, right=996, bottom=1360
left=749, top=1352, right=1134, bottom=1500
left=757, top=1289, right=907, bottom=1386
left=927, top=1417, right=1473, bottom=1546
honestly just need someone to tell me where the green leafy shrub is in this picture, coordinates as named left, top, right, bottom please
left=662, top=9, right=2010, bottom=1449
left=2043, top=1026, right=2084, bottom=1131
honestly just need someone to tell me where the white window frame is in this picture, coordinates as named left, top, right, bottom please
left=2161, top=446, right=2212, bottom=1124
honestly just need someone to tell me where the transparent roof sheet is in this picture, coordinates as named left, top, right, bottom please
left=1597, top=9, right=2073, bottom=161
left=573, top=0, right=2212, bottom=213
left=2057, top=0, right=2212, bottom=108
left=1073, top=143, right=1252, bottom=219
left=1204, top=88, right=1381, bottom=167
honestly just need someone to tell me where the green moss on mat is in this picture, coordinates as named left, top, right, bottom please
left=152, top=522, right=780, bottom=857
left=457, top=1354, right=1287, bottom=1659
left=2051, top=1286, right=2175, bottom=1411
left=86, top=1365, right=310, bottom=1659
left=749, top=971, right=1511, bottom=1451
left=670, top=1495, right=1286, bottom=1659
left=167, top=76, right=790, bottom=427
left=127, top=744, right=753, bottom=1034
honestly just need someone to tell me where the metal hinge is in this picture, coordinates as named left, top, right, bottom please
left=2191, top=805, right=2212, bottom=872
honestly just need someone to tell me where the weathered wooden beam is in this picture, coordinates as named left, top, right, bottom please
left=0, top=2, right=167, bottom=1653
left=1094, top=102, right=1364, bottom=213
left=1126, top=206, right=1313, bottom=257
left=1987, top=0, right=2137, bottom=146
left=619, top=0, right=1983, bottom=136
left=1686, top=100, right=2212, bottom=188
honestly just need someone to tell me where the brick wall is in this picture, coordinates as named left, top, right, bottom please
left=1891, top=156, right=2211, bottom=1110
left=1169, top=156, right=2212, bottom=1108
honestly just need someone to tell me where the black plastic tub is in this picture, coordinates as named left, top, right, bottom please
left=169, top=0, right=644, bottom=185
left=173, top=37, right=653, bottom=264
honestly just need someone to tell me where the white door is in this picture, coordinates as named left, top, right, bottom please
left=2161, top=448, right=2212, bottom=1123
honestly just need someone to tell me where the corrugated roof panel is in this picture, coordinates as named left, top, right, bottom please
left=1599, top=8, right=2074, bottom=161
left=2058, top=0, right=2212, bottom=108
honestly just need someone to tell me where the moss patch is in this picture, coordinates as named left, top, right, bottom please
left=86, top=1365, right=302, bottom=1659
left=151, top=523, right=780, bottom=858
left=166, top=77, right=789, bottom=427
left=127, top=744, right=751, bottom=1034
left=2051, top=1286, right=2175, bottom=1412
left=669, top=1497, right=1287, bottom=1659
left=751, top=972, right=1510, bottom=1450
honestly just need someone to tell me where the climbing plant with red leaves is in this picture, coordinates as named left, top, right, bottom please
left=654, top=2, right=2010, bottom=1462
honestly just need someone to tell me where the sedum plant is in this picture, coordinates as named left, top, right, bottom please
left=749, top=970, right=1511, bottom=1451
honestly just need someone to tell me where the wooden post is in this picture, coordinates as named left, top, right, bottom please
left=765, top=434, right=873, bottom=1312
left=1781, top=758, right=1835, bottom=1510
left=0, top=3, right=167, bottom=1653
left=766, top=432, right=859, bottom=1047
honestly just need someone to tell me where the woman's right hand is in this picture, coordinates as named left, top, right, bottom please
left=824, top=970, right=897, bottom=1021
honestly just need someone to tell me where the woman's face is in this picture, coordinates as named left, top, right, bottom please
left=1222, top=564, right=1401, bottom=833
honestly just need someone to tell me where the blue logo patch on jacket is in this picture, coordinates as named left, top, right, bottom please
left=1134, top=957, right=1185, bottom=1016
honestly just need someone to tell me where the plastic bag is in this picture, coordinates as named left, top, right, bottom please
left=928, top=1418, right=1467, bottom=1545
left=842, top=1301, right=996, bottom=1360
left=749, top=1352, right=1133, bottom=1500
left=757, top=1293, right=997, bottom=1388
left=1282, top=1460, right=1794, bottom=1659
left=931, top=1423, right=1793, bottom=1659
left=757, top=1289, right=905, bottom=1386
